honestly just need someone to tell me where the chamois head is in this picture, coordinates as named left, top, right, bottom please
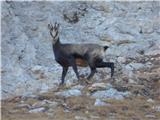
left=48, top=22, right=60, bottom=44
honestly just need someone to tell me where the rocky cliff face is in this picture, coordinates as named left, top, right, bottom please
left=1, top=1, right=160, bottom=99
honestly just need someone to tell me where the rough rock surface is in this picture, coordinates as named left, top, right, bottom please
left=1, top=1, right=160, bottom=99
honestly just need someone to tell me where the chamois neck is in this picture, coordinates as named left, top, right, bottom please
left=53, top=37, right=61, bottom=47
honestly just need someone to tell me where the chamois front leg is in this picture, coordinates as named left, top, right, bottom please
left=60, top=66, right=68, bottom=85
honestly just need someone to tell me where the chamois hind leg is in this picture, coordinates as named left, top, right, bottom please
left=96, top=61, right=114, bottom=77
left=60, top=66, right=68, bottom=85
left=87, top=58, right=97, bottom=80
left=87, top=67, right=96, bottom=80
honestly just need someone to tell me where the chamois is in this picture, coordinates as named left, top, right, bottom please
left=48, top=22, right=114, bottom=85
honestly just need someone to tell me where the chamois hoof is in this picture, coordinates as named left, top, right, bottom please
left=85, top=80, right=92, bottom=84
left=84, top=78, right=93, bottom=84
left=59, top=82, right=65, bottom=87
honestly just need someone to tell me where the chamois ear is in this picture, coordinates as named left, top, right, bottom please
left=54, top=22, right=60, bottom=30
left=54, top=22, right=57, bottom=28
left=104, top=46, right=109, bottom=51
left=56, top=23, right=60, bottom=30
left=48, top=23, right=54, bottom=31
left=48, top=24, right=52, bottom=30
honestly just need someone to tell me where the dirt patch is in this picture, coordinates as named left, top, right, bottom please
left=2, top=95, right=160, bottom=120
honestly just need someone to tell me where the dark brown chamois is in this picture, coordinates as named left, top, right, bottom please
left=48, top=22, right=114, bottom=85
